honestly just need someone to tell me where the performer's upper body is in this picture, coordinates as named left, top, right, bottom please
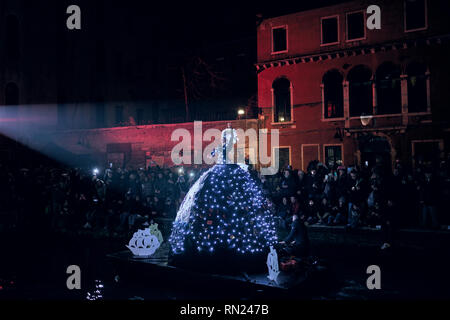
left=282, top=214, right=309, bottom=248
left=222, top=122, right=237, bottom=147
left=220, top=122, right=238, bottom=164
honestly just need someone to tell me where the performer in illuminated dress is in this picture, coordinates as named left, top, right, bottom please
left=169, top=123, right=278, bottom=271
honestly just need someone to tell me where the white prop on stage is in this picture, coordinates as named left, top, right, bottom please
left=266, top=246, right=280, bottom=282
left=149, top=223, right=164, bottom=245
left=126, top=227, right=161, bottom=257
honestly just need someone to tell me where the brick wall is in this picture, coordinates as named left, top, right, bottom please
left=47, top=119, right=260, bottom=168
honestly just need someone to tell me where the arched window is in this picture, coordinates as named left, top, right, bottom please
left=375, top=62, right=402, bottom=115
left=5, top=82, right=19, bottom=105
left=323, top=70, right=343, bottom=119
left=6, top=15, right=20, bottom=60
left=348, top=65, right=373, bottom=117
left=272, top=77, right=291, bottom=122
left=407, top=62, right=428, bottom=113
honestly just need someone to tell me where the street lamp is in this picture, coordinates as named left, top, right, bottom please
left=237, top=108, right=245, bottom=120
left=360, top=114, right=373, bottom=126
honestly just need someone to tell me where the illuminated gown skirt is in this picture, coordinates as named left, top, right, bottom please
left=168, top=164, right=278, bottom=273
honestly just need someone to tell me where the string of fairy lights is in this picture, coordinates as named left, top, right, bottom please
left=169, top=165, right=278, bottom=255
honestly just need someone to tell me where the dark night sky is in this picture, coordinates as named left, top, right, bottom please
left=135, top=0, right=349, bottom=52
left=87, top=0, right=350, bottom=121
left=17, top=0, right=351, bottom=123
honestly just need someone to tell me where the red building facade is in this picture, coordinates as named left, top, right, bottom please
left=257, top=0, right=450, bottom=171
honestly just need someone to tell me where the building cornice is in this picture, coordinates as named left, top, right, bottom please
left=255, top=33, right=450, bottom=73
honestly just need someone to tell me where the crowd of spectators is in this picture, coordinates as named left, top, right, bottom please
left=264, top=159, right=449, bottom=249
left=1, top=157, right=449, bottom=247
left=0, top=163, right=204, bottom=237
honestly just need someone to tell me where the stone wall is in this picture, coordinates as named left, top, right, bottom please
left=46, top=119, right=260, bottom=168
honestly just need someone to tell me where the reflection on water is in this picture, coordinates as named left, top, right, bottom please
left=86, top=280, right=104, bottom=300
left=1, top=228, right=449, bottom=300
left=0, top=278, right=16, bottom=292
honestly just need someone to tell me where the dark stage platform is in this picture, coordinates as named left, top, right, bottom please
left=107, top=249, right=313, bottom=291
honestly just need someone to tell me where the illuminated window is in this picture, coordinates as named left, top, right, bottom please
left=272, top=78, right=291, bottom=123
left=275, top=147, right=291, bottom=171
left=325, top=146, right=342, bottom=168
left=323, top=70, right=344, bottom=119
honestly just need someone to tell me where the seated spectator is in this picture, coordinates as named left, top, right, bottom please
left=305, top=169, right=321, bottom=196
left=305, top=197, right=319, bottom=225
left=279, top=213, right=310, bottom=258
left=164, top=197, right=176, bottom=218
left=317, top=196, right=331, bottom=225
left=381, top=198, right=397, bottom=250
left=366, top=201, right=382, bottom=228
left=176, top=173, right=188, bottom=195
left=346, top=202, right=362, bottom=230
left=84, top=199, right=100, bottom=229
left=328, top=196, right=347, bottom=225
left=280, top=169, right=296, bottom=198
left=141, top=176, right=153, bottom=198
left=323, top=173, right=337, bottom=204
left=335, top=166, right=348, bottom=199
left=142, top=195, right=153, bottom=215
left=289, top=196, right=301, bottom=218
left=278, top=197, right=290, bottom=218
left=152, top=196, right=164, bottom=217
left=128, top=211, right=143, bottom=230
left=104, top=207, right=117, bottom=232
left=277, top=197, right=290, bottom=229
left=295, top=170, right=306, bottom=193
left=367, top=182, right=380, bottom=209
left=118, top=209, right=130, bottom=231
left=259, top=174, right=271, bottom=196
left=95, top=179, right=106, bottom=201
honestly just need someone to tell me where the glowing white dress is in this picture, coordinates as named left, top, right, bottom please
left=175, top=128, right=240, bottom=224
left=169, top=128, right=277, bottom=256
